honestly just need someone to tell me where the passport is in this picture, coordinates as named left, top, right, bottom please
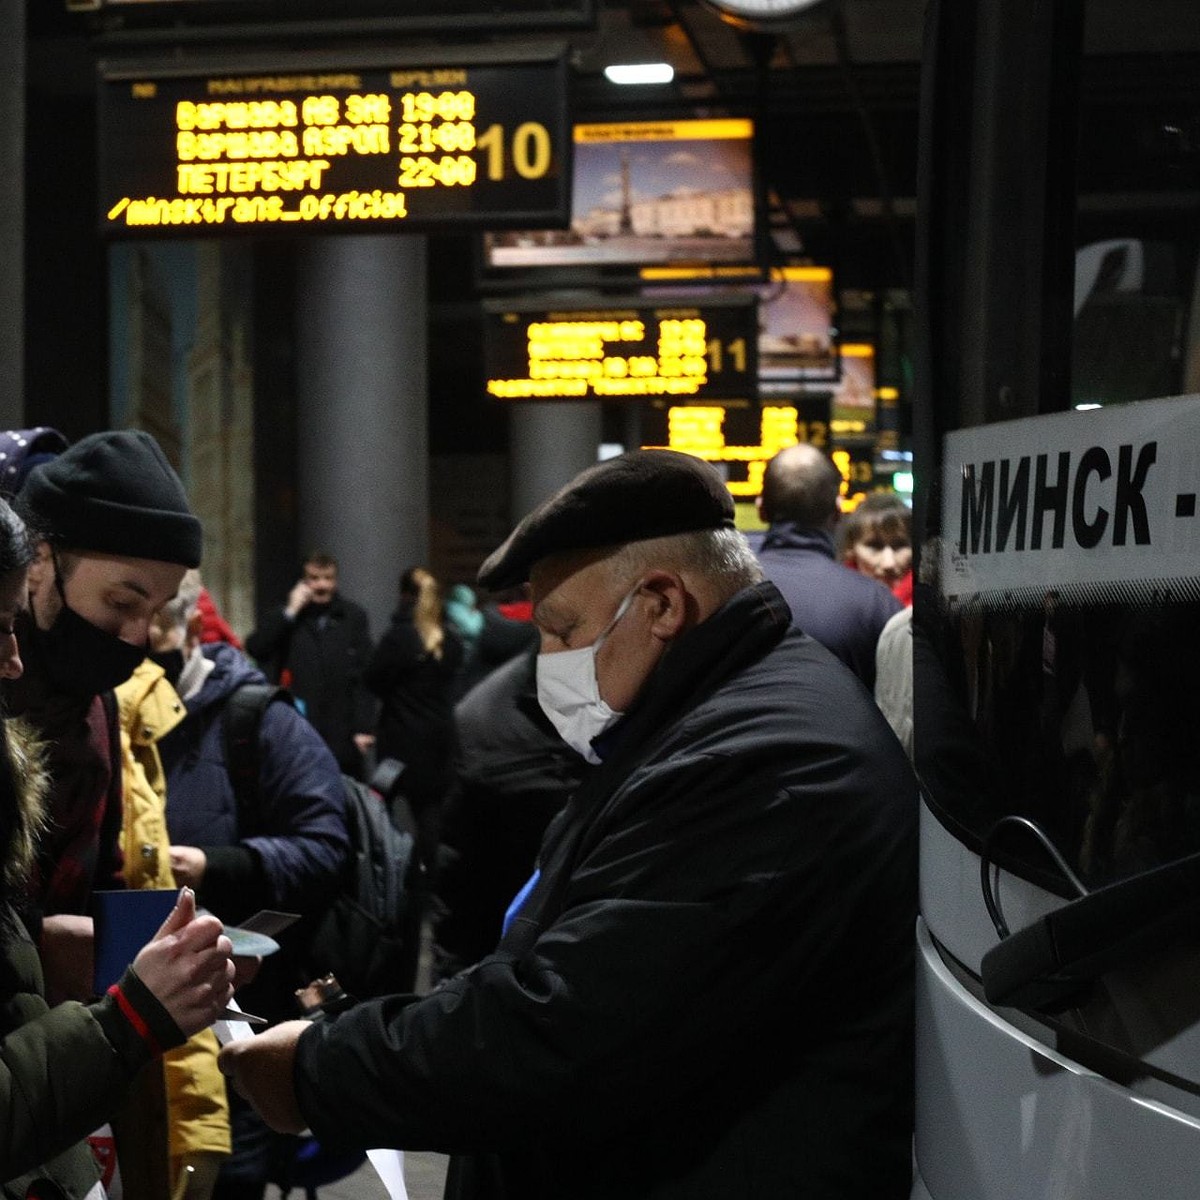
left=91, top=887, right=177, bottom=994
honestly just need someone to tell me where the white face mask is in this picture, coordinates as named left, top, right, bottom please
left=536, top=588, right=637, bottom=764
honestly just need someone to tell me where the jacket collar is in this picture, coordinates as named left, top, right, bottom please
left=760, top=522, right=836, bottom=559
left=0, top=718, right=48, bottom=899
left=114, top=659, right=187, bottom=746
left=507, top=580, right=791, bottom=952
left=306, top=592, right=348, bottom=622
left=590, top=579, right=790, bottom=771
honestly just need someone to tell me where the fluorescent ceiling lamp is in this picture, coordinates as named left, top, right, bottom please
left=604, top=62, right=675, bottom=85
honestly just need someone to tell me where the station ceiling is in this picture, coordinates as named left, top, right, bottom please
left=25, top=0, right=1200, bottom=292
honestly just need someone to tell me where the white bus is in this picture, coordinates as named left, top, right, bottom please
left=912, top=1, right=1200, bottom=1196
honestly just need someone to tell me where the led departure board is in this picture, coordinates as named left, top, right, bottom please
left=484, top=298, right=758, bottom=402
left=97, top=50, right=570, bottom=236
left=641, top=396, right=832, bottom=497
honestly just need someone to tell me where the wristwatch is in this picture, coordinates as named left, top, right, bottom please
left=702, top=0, right=827, bottom=31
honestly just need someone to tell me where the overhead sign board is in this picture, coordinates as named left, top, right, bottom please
left=73, top=0, right=595, bottom=31
left=641, top=397, right=830, bottom=497
left=940, top=393, right=1200, bottom=608
left=97, top=50, right=570, bottom=236
left=484, top=297, right=758, bottom=402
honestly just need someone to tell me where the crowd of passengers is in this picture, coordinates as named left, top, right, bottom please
left=0, top=427, right=916, bottom=1200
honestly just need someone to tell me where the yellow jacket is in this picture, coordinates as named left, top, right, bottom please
left=115, top=660, right=231, bottom=1165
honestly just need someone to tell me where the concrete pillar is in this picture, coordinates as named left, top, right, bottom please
left=296, top=235, right=427, bottom=638
left=508, top=402, right=602, bottom=522
left=0, top=2, right=24, bottom=427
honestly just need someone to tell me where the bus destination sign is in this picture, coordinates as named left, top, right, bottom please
left=98, top=52, right=570, bottom=236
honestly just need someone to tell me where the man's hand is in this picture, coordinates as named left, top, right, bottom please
left=285, top=580, right=313, bottom=618
left=40, top=913, right=95, bottom=1004
left=169, top=845, right=207, bottom=889
left=219, top=1019, right=310, bottom=1133
left=133, top=887, right=234, bottom=1037
left=353, top=732, right=376, bottom=755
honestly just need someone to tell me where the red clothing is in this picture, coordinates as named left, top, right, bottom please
left=28, top=693, right=125, bottom=916
left=496, top=600, right=533, bottom=623
left=198, top=588, right=243, bottom=650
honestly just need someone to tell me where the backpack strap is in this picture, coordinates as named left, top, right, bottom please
left=222, top=683, right=292, bottom=838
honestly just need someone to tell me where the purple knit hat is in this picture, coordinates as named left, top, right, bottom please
left=0, top=427, right=69, bottom=500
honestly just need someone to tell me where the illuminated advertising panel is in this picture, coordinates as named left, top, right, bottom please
left=484, top=118, right=755, bottom=270
left=97, top=49, right=570, bottom=236
left=639, top=264, right=838, bottom=382
left=484, top=297, right=758, bottom=402
left=831, top=343, right=877, bottom=436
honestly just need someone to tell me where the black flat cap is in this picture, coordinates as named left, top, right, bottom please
left=478, top=449, right=734, bottom=590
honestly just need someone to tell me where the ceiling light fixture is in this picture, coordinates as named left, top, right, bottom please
left=604, top=63, right=675, bottom=86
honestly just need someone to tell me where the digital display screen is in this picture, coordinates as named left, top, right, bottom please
left=97, top=51, right=570, bottom=236
left=641, top=398, right=832, bottom=498
left=640, top=264, right=838, bottom=383
left=831, top=343, right=877, bottom=435
left=484, top=298, right=758, bottom=402
left=484, top=118, right=755, bottom=271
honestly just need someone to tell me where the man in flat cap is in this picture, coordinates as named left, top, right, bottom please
left=222, top=449, right=918, bottom=1199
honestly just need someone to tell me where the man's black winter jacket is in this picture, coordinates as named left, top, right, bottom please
left=294, top=581, right=918, bottom=1199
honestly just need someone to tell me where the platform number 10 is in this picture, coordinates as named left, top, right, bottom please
left=475, top=123, right=553, bottom=181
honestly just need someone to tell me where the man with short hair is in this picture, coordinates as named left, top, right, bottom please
left=755, top=442, right=902, bottom=687
left=8, top=429, right=203, bottom=997
left=223, top=449, right=918, bottom=1199
left=2, top=428, right=213, bottom=1194
left=245, top=552, right=375, bottom=778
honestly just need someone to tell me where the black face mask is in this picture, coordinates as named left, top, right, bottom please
left=148, top=647, right=185, bottom=689
left=30, top=564, right=148, bottom=698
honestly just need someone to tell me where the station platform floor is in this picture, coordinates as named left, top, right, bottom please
left=265, top=1149, right=449, bottom=1200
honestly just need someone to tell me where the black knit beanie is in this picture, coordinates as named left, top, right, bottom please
left=21, top=430, right=202, bottom=567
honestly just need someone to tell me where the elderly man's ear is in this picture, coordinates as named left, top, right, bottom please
left=638, top=571, right=692, bottom=642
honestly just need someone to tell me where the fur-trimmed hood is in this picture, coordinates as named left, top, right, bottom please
left=0, top=717, right=48, bottom=898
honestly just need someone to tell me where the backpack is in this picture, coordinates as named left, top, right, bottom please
left=222, top=683, right=421, bottom=999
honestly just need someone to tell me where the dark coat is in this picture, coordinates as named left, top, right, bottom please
left=245, top=594, right=375, bottom=774
left=294, top=582, right=918, bottom=1199
left=158, top=642, right=348, bottom=926
left=364, top=605, right=464, bottom=804
left=755, top=521, right=902, bottom=688
left=0, top=720, right=183, bottom=1197
left=434, top=650, right=584, bottom=974
left=0, top=909, right=185, bottom=1197
left=159, top=642, right=348, bottom=1022
left=455, top=606, right=540, bottom=699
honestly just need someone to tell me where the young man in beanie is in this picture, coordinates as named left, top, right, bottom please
left=223, top=449, right=919, bottom=1200
left=7, top=429, right=202, bottom=999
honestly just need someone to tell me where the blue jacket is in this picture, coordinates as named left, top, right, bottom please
left=159, top=642, right=349, bottom=927
left=755, top=522, right=901, bottom=688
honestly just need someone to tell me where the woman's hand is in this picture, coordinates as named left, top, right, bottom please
left=132, top=887, right=235, bottom=1037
